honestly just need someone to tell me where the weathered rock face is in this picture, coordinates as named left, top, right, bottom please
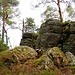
left=36, top=19, right=75, bottom=54
left=63, top=21, right=75, bottom=53
left=0, top=46, right=37, bottom=65
left=65, top=52, right=75, bottom=65
left=34, top=47, right=73, bottom=75
left=20, top=33, right=38, bottom=49
left=0, top=46, right=73, bottom=75
left=36, top=19, right=61, bottom=49
left=47, top=47, right=73, bottom=75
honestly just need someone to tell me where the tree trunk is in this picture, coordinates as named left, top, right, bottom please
left=57, top=0, right=63, bottom=22
left=57, top=0, right=64, bottom=50
left=2, top=4, right=7, bottom=43
left=2, top=4, right=5, bottom=42
left=22, top=19, right=26, bottom=35
left=6, top=31, right=8, bottom=44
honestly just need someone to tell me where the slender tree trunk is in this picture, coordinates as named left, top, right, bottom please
left=22, top=19, right=25, bottom=35
left=2, top=4, right=5, bottom=42
left=57, top=0, right=63, bottom=22
left=6, top=31, right=8, bottom=44
left=57, top=0, right=64, bottom=50
left=2, top=4, right=7, bottom=43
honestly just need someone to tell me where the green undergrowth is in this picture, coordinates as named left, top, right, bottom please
left=0, top=46, right=74, bottom=75
left=70, top=65, right=75, bottom=74
left=33, top=55, right=45, bottom=66
left=0, top=50, right=11, bottom=56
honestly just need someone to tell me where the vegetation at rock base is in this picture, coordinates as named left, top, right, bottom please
left=0, top=46, right=74, bottom=75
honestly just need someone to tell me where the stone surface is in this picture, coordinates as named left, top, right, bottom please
left=36, top=19, right=75, bottom=55
left=0, top=46, right=73, bottom=75
left=65, top=52, right=75, bottom=65
left=34, top=47, right=73, bottom=75
left=47, top=47, right=73, bottom=75
left=20, top=33, right=38, bottom=49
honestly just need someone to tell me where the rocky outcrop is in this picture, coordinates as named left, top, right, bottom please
left=36, top=19, right=61, bottom=49
left=20, top=33, right=38, bottom=48
left=34, top=47, right=73, bottom=75
left=36, top=19, right=75, bottom=55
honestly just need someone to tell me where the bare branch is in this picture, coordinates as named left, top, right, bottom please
left=32, top=0, right=52, bottom=7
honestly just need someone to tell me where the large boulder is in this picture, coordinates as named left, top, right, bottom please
left=36, top=19, right=61, bottom=49
left=65, top=52, right=75, bottom=65
left=34, top=47, right=73, bottom=75
left=36, top=19, right=75, bottom=55
left=0, top=46, right=37, bottom=65
left=20, top=33, right=38, bottom=48
left=47, top=47, right=73, bottom=75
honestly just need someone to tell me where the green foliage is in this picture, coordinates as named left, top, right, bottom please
left=0, top=0, right=19, bottom=43
left=26, top=17, right=35, bottom=27
left=1, top=0, right=19, bottom=6
left=0, top=0, right=19, bottom=24
left=41, top=6, right=58, bottom=21
left=66, top=5, right=75, bottom=18
left=6, top=19, right=15, bottom=25
left=25, top=17, right=37, bottom=32
left=0, top=40, right=8, bottom=52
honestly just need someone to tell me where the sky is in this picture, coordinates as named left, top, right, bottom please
left=7, top=0, right=43, bottom=48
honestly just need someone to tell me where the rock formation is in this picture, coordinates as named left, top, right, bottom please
left=36, top=19, right=75, bottom=55
left=20, top=33, right=38, bottom=49
left=65, top=52, right=75, bottom=65
left=0, top=46, right=73, bottom=75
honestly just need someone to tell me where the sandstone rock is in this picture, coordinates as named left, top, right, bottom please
left=47, top=47, right=73, bottom=75
left=36, top=19, right=61, bottom=49
left=1, top=46, right=37, bottom=65
left=20, top=33, right=38, bottom=48
left=34, top=47, right=73, bottom=75
left=36, top=19, right=75, bottom=55
left=47, top=47, right=68, bottom=67
left=13, top=46, right=37, bottom=59
left=65, top=52, right=75, bottom=65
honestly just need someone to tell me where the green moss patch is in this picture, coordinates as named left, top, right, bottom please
left=33, top=55, right=45, bottom=66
